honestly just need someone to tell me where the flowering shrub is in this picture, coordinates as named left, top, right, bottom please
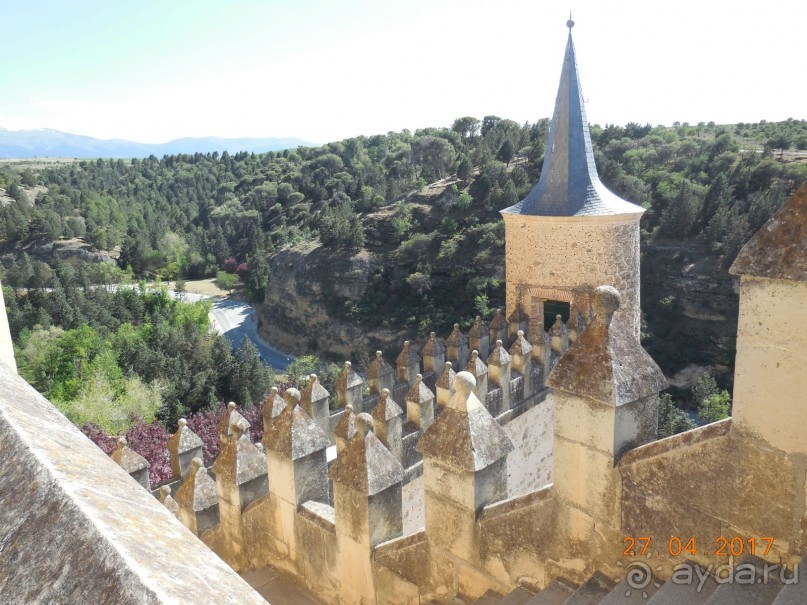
left=83, top=392, right=288, bottom=485
left=223, top=257, right=238, bottom=274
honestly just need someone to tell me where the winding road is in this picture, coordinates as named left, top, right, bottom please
left=176, top=292, right=293, bottom=371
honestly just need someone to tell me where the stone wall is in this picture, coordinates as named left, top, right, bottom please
left=0, top=362, right=264, bottom=605
left=502, top=213, right=641, bottom=339
left=731, top=276, right=807, bottom=455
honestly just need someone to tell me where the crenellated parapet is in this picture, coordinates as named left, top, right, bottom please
left=168, top=418, right=203, bottom=480
left=468, top=316, right=490, bottom=360
left=446, top=323, right=469, bottom=369
left=368, top=350, right=394, bottom=396
left=175, top=457, right=219, bottom=537
left=336, top=361, right=365, bottom=412
left=435, top=361, right=456, bottom=407
left=301, top=373, right=330, bottom=439
left=421, top=331, right=446, bottom=374
left=112, top=436, right=150, bottom=490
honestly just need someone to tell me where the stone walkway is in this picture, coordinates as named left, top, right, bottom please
left=241, top=567, right=324, bottom=605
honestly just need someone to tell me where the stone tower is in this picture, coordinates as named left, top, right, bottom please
left=501, top=20, right=645, bottom=339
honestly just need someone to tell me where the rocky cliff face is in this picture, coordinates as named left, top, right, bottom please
left=641, top=240, right=739, bottom=389
left=258, top=231, right=740, bottom=386
left=256, top=241, right=407, bottom=360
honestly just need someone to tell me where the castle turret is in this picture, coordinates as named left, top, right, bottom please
left=501, top=20, right=645, bottom=339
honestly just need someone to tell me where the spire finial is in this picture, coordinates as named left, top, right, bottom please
left=567, top=12, right=574, bottom=29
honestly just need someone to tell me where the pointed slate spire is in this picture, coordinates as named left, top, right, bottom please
left=504, top=22, right=644, bottom=218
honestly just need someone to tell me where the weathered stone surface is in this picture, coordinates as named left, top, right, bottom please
left=621, top=433, right=799, bottom=568
left=547, top=286, right=665, bottom=406
left=730, top=183, right=807, bottom=282
left=731, top=276, right=807, bottom=455
left=302, top=373, right=330, bottom=407
left=218, top=401, right=251, bottom=442
left=0, top=363, right=262, bottom=604
left=168, top=418, right=203, bottom=479
left=405, top=374, right=435, bottom=431
left=396, top=340, right=421, bottom=384
left=334, top=403, right=356, bottom=454
left=214, top=423, right=267, bottom=489
left=262, top=386, right=286, bottom=436
left=369, top=351, right=395, bottom=395
left=469, top=316, right=491, bottom=360
left=329, top=413, right=404, bottom=495
left=418, top=372, right=514, bottom=472
left=263, top=389, right=330, bottom=460
left=158, top=485, right=181, bottom=520
left=111, top=437, right=150, bottom=489
left=435, top=361, right=456, bottom=406
left=447, top=323, right=469, bottom=368
left=502, top=213, right=642, bottom=340
left=336, top=361, right=365, bottom=411
left=421, top=332, right=446, bottom=373
left=176, top=458, right=220, bottom=535
left=489, top=309, right=509, bottom=346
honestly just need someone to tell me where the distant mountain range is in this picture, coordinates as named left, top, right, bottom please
left=0, top=128, right=313, bottom=159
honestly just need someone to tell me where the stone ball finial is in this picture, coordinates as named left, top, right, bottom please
left=454, top=323, right=459, bottom=330
left=284, top=387, right=301, bottom=406
left=376, top=350, right=382, bottom=359
left=471, top=350, right=479, bottom=359
left=190, top=457, right=203, bottom=473
left=454, top=371, right=476, bottom=396
left=415, top=373, right=422, bottom=384
left=310, top=373, right=318, bottom=382
left=445, top=361, right=452, bottom=370
left=159, top=485, right=171, bottom=500
left=178, top=418, right=187, bottom=428
left=355, top=412, right=374, bottom=437
left=517, top=330, right=524, bottom=338
left=227, top=401, right=236, bottom=412
left=344, top=361, right=352, bottom=369
left=496, top=339, right=503, bottom=349
left=117, top=437, right=127, bottom=449
left=231, top=420, right=246, bottom=439
left=475, top=315, right=481, bottom=322
left=404, top=340, right=410, bottom=347
left=381, top=388, right=390, bottom=398
left=271, top=386, right=278, bottom=395
left=345, top=403, right=353, bottom=413
left=429, top=331, right=436, bottom=339
left=592, top=285, right=621, bottom=317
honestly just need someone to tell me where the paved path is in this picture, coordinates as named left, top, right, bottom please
left=206, top=297, right=293, bottom=371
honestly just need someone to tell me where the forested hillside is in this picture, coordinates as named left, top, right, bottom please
left=1, top=117, right=806, bottom=398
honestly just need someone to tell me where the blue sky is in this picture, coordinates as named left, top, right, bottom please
left=2, top=0, right=805, bottom=144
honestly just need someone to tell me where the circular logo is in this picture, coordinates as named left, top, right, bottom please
left=624, top=561, right=654, bottom=591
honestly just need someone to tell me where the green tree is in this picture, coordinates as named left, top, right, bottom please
left=657, top=393, right=696, bottom=438
left=215, top=270, right=238, bottom=293
left=697, top=390, right=732, bottom=424
left=317, top=197, right=365, bottom=250
left=496, top=140, right=515, bottom=165
left=451, top=117, right=480, bottom=143
left=767, top=133, right=792, bottom=158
